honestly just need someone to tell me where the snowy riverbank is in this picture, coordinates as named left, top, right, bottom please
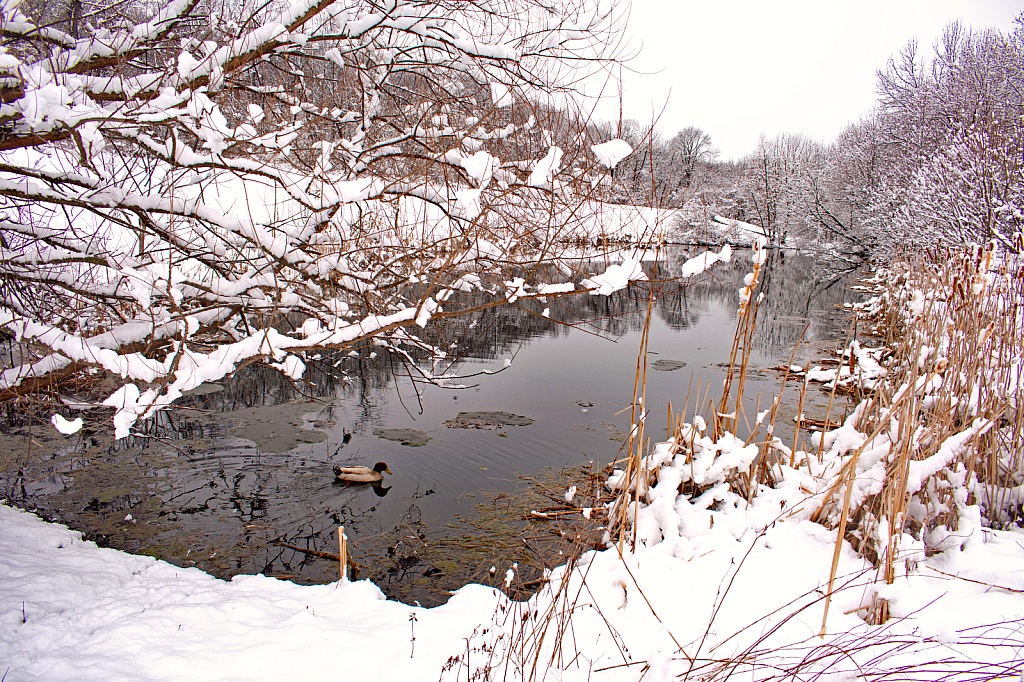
left=3, top=492, right=1023, bottom=681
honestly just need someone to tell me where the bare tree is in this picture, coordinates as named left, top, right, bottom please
left=592, top=122, right=716, bottom=208
left=667, top=126, right=715, bottom=189
left=868, top=16, right=1024, bottom=251
left=743, top=133, right=821, bottom=244
left=0, top=0, right=635, bottom=436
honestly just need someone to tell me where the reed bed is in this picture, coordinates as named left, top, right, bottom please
left=824, top=246, right=1024, bottom=622
left=610, top=245, right=1024, bottom=620
left=447, top=244, right=1024, bottom=681
left=613, top=244, right=1022, bottom=642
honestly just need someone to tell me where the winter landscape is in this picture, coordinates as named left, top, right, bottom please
left=2, top=0, right=1024, bottom=680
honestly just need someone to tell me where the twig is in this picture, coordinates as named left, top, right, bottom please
left=924, top=565, right=1024, bottom=593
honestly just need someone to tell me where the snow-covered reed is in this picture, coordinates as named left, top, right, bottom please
left=607, top=243, right=1024, bottom=630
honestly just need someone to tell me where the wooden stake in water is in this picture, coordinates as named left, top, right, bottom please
left=338, top=526, right=347, bottom=583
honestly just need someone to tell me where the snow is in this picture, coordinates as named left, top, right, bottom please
left=3, top=489, right=1023, bottom=681
left=0, top=503, right=501, bottom=681
left=528, top=145, right=563, bottom=189
left=489, top=82, right=514, bottom=108
left=552, top=202, right=681, bottom=243
left=681, top=243, right=732, bottom=278
left=457, top=150, right=497, bottom=188
left=537, top=282, right=575, bottom=295
left=672, top=214, right=779, bottom=247
left=713, top=214, right=769, bottom=239
left=581, top=252, right=648, bottom=295
left=590, top=138, right=632, bottom=169
left=49, top=413, right=82, bottom=435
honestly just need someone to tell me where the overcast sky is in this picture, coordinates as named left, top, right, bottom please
left=581, top=0, right=1022, bottom=160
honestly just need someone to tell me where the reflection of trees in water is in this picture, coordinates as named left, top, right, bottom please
left=134, top=247, right=859, bottom=430
left=426, top=247, right=860, bottom=361
left=30, top=248, right=859, bottom=451
left=1, top=247, right=864, bottom=594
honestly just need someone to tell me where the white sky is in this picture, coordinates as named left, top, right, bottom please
left=581, top=0, right=1022, bottom=160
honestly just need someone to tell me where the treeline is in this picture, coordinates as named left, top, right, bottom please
left=590, top=15, right=1024, bottom=259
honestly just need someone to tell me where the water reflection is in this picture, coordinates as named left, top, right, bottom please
left=0, top=247, right=861, bottom=604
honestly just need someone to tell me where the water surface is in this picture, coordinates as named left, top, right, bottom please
left=0, top=247, right=861, bottom=605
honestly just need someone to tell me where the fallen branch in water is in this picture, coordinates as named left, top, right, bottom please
left=274, top=541, right=339, bottom=561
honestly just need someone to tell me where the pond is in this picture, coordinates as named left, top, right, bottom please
left=0, top=247, right=862, bottom=606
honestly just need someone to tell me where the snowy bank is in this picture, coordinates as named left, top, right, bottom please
left=3, top=491, right=1023, bottom=681
left=0, top=502, right=501, bottom=682
left=670, top=214, right=775, bottom=247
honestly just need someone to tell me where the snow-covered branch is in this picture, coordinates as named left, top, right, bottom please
left=0, top=0, right=634, bottom=436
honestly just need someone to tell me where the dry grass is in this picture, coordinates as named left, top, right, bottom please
left=445, top=245, right=1024, bottom=680
left=608, top=244, right=1023, bottom=625
left=822, top=247, right=1022, bottom=622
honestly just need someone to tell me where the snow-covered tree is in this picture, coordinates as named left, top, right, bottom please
left=743, top=133, right=824, bottom=244
left=827, top=116, right=886, bottom=252
left=867, top=17, right=1024, bottom=252
left=886, top=117, right=1024, bottom=250
left=666, top=126, right=715, bottom=189
left=0, top=0, right=635, bottom=436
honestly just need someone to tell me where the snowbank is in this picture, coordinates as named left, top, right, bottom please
left=3, top=488, right=1024, bottom=681
left=671, top=214, right=778, bottom=247
left=0, top=502, right=502, bottom=681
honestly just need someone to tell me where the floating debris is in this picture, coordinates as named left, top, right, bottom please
left=444, top=411, right=534, bottom=429
left=373, top=428, right=431, bottom=447
left=650, top=359, right=687, bottom=371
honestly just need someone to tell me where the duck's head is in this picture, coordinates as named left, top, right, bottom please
left=373, top=461, right=392, bottom=474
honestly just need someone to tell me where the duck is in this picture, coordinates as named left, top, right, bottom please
left=333, top=462, right=392, bottom=483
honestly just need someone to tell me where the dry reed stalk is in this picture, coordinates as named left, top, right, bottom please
left=745, top=322, right=809, bottom=493
left=714, top=262, right=763, bottom=440
left=729, top=291, right=763, bottom=434
left=810, top=387, right=896, bottom=525
left=338, top=526, right=347, bottom=582
left=616, top=275, right=656, bottom=553
left=824, top=247, right=1024, bottom=623
left=815, top=333, right=851, bottom=462
left=819, top=377, right=918, bottom=633
left=789, top=376, right=808, bottom=468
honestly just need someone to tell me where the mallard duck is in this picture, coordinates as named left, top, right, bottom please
left=333, top=462, right=392, bottom=483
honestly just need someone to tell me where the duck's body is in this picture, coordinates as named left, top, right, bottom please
left=333, top=462, right=392, bottom=483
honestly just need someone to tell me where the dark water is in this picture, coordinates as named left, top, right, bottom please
left=0, top=247, right=861, bottom=605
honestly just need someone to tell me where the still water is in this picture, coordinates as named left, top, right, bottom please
left=0, top=247, right=861, bottom=605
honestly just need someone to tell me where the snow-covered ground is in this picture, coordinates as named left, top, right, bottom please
left=565, top=203, right=681, bottom=243
left=3, top=483, right=1023, bottom=681
left=671, top=214, right=780, bottom=247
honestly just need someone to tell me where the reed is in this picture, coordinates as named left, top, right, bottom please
left=713, top=241, right=767, bottom=441
left=458, top=244, right=1023, bottom=681
left=852, top=248, right=1022, bottom=620
left=606, top=244, right=1023, bottom=629
left=338, top=526, right=348, bottom=583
